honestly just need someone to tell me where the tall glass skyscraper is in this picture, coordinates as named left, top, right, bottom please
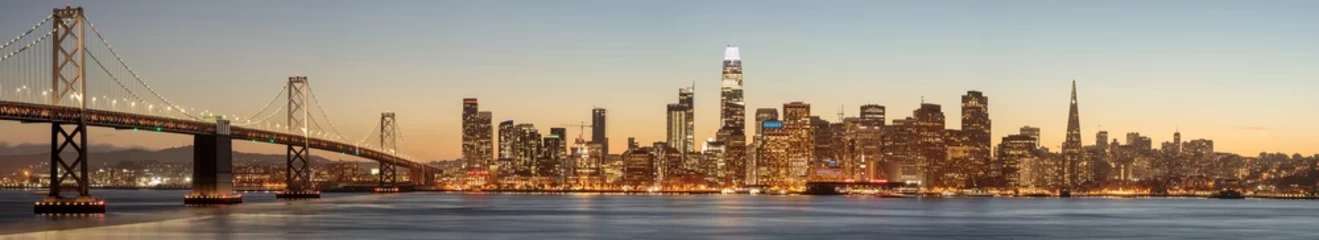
left=717, top=46, right=747, bottom=186
left=592, top=108, right=608, bottom=155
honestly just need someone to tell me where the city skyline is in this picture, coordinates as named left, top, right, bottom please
left=0, top=1, right=1316, bottom=161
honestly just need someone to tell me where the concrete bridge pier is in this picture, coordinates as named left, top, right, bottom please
left=185, top=119, right=242, bottom=205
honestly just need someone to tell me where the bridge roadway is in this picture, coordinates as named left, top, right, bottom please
left=0, top=100, right=437, bottom=172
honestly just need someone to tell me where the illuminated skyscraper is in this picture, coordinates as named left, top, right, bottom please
left=783, top=102, right=814, bottom=187
left=961, top=91, right=991, bottom=187
left=997, top=134, right=1038, bottom=188
left=856, top=104, right=885, bottom=181
left=678, top=85, right=695, bottom=159
left=914, top=104, right=947, bottom=187
left=717, top=46, right=747, bottom=187
left=1020, top=126, right=1041, bottom=148
left=462, top=99, right=493, bottom=171
left=1061, top=80, right=1084, bottom=189
left=515, top=123, right=542, bottom=175
left=592, top=108, right=608, bottom=155
left=667, top=104, right=690, bottom=156
left=750, top=108, right=778, bottom=185
left=497, top=120, right=517, bottom=175
left=760, top=120, right=790, bottom=187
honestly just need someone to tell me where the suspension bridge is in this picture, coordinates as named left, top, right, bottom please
left=0, top=7, right=439, bottom=214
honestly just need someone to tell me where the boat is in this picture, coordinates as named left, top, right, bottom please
left=802, top=185, right=843, bottom=195
left=878, top=191, right=917, bottom=198
left=961, top=189, right=995, bottom=198
left=1209, top=189, right=1245, bottom=199
left=1059, top=189, right=1072, bottom=198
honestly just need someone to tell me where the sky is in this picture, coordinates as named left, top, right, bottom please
left=0, top=0, right=1317, bottom=161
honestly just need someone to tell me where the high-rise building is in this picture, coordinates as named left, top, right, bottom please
left=759, top=120, right=791, bottom=188
left=497, top=120, right=517, bottom=175
left=885, top=118, right=920, bottom=183
left=961, top=91, right=992, bottom=186
left=514, top=123, right=542, bottom=175
left=666, top=103, right=692, bottom=169
left=997, top=134, right=1038, bottom=188
left=1020, top=126, right=1041, bottom=148
left=540, top=128, right=567, bottom=181
left=702, top=139, right=726, bottom=184
left=1091, top=131, right=1111, bottom=181
left=1061, top=81, right=1084, bottom=189
left=811, top=116, right=835, bottom=170
left=717, top=46, right=747, bottom=187
left=783, top=102, right=814, bottom=187
left=592, top=108, right=608, bottom=155
left=622, top=147, right=656, bottom=187
left=750, top=108, right=778, bottom=185
left=678, top=86, right=695, bottom=162
left=653, top=142, right=683, bottom=186
left=914, top=103, right=947, bottom=187
left=462, top=99, right=493, bottom=171
left=856, top=105, right=885, bottom=181
left=720, top=46, right=745, bottom=132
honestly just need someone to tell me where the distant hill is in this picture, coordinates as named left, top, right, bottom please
left=0, top=145, right=358, bottom=171
left=0, top=142, right=133, bottom=155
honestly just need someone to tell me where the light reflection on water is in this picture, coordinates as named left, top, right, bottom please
left=3, top=190, right=1319, bottom=239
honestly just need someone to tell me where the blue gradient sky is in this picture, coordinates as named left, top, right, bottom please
left=1, top=0, right=1317, bottom=160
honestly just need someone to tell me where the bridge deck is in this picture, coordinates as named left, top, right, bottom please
left=0, top=100, right=436, bottom=173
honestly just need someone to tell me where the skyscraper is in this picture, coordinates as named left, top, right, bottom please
left=997, top=134, right=1038, bottom=188
left=717, top=46, right=747, bottom=187
left=515, top=123, right=542, bottom=175
left=760, top=120, right=791, bottom=188
left=666, top=103, right=691, bottom=168
left=1020, top=126, right=1041, bottom=148
left=856, top=104, right=885, bottom=181
left=783, top=102, right=814, bottom=187
left=462, top=99, right=493, bottom=171
left=750, top=108, right=778, bottom=185
left=497, top=120, right=516, bottom=176
left=961, top=91, right=991, bottom=186
left=720, top=46, right=745, bottom=132
left=678, top=85, right=695, bottom=157
left=1061, top=80, right=1084, bottom=189
left=914, top=103, right=947, bottom=187
left=542, top=128, right=568, bottom=181
left=592, top=108, right=608, bottom=155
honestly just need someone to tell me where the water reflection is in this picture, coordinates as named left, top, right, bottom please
left=4, top=190, right=1319, bottom=239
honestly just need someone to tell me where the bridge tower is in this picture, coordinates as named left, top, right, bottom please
left=35, top=6, right=106, bottom=214
left=374, top=112, right=400, bottom=193
left=276, top=76, right=320, bottom=199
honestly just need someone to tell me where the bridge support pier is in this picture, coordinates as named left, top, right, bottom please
left=35, top=123, right=105, bottom=214
left=276, top=143, right=320, bottom=199
left=185, top=119, right=241, bottom=205
left=373, top=162, right=399, bottom=193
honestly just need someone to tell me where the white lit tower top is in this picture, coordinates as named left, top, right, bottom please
left=720, top=46, right=745, bottom=133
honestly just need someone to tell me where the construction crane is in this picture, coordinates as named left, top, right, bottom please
left=559, top=121, right=593, bottom=142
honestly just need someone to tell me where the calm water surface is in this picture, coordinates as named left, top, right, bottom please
left=1, top=189, right=1317, bottom=239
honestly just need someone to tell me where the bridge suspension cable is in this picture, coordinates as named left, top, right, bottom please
left=244, top=86, right=286, bottom=121
left=0, top=14, right=52, bottom=51
left=393, top=118, right=420, bottom=160
left=87, top=51, right=148, bottom=106
left=0, top=28, right=53, bottom=63
left=305, top=85, right=347, bottom=141
left=85, top=16, right=198, bottom=120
